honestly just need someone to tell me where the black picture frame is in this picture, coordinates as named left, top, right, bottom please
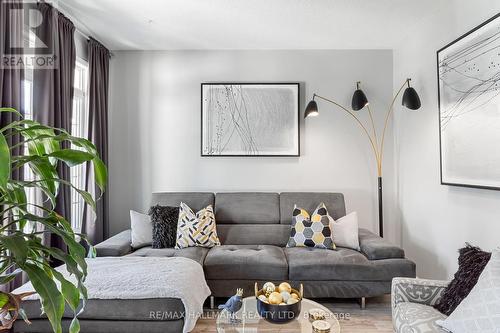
left=437, top=12, right=500, bottom=191
left=200, top=82, right=301, bottom=157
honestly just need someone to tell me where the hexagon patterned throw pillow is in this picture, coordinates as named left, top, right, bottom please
left=286, top=203, right=335, bottom=250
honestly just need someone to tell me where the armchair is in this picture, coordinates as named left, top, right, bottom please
left=391, top=277, right=449, bottom=333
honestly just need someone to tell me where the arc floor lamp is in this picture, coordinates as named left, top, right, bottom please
left=305, top=79, right=421, bottom=237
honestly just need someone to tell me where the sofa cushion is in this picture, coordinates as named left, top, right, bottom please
left=358, top=228, right=405, bottom=260
left=393, top=302, right=447, bottom=333
left=280, top=192, right=346, bottom=224
left=126, top=246, right=209, bottom=265
left=14, top=319, right=184, bottom=333
left=21, top=298, right=184, bottom=321
left=285, top=247, right=415, bottom=281
left=217, top=224, right=289, bottom=247
left=204, top=245, right=288, bottom=280
left=215, top=192, right=280, bottom=224
left=150, top=192, right=214, bottom=212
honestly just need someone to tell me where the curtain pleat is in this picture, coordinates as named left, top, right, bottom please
left=82, top=38, right=109, bottom=245
left=33, top=2, right=76, bottom=253
left=0, top=0, right=26, bottom=291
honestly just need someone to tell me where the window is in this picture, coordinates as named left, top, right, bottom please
left=22, top=58, right=90, bottom=233
left=23, top=68, right=40, bottom=223
left=70, top=59, right=89, bottom=232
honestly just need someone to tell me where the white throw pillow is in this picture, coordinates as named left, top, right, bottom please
left=330, top=212, right=360, bottom=251
left=437, top=248, right=500, bottom=333
left=130, top=210, right=152, bottom=248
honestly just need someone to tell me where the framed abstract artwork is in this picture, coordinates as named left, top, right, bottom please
left=437, top=13, right=500, bottom=190
left=201, top=83, right=300, bottom=156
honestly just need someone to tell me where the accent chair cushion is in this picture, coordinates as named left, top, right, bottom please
left=286, top=203, right=335, bottom=250
left=175, top=202, right=220, bottom=249
left=204, top=245, right=288, bottom=281
left=130, top=210, right=152, bottom=249
left=393, top=302, right=448, bottom=333
left=149, top=205, right=179, bottom=248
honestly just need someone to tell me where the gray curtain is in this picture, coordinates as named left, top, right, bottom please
left=0, top=0, right=25, bottom=291
left=33, top=2, right=76, bottom=251
left=82, top=38, right=109, bottom=244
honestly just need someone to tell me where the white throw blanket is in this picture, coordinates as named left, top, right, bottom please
left=14, top=257, right=211, bottom=333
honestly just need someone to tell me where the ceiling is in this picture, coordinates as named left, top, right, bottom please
left=59, top=0, right=444, bottom=51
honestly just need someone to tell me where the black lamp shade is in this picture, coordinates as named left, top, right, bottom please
left=304, top=100, right=319, bottom=118
left=351, top=89, right=368, bottom=111
left=402, top=87, right=421, bottom=110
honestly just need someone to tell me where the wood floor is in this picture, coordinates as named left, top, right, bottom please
left=192, top=295, right=393, bottom=333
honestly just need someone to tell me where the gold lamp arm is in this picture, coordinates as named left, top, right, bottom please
left=314, top=94, right=381, bottom=169
left=379, top=79, right=409, bottom=169
left=366, top=104, right=380, bottom=157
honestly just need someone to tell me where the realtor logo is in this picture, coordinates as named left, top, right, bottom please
left=1, top=0, right=59, bottom=69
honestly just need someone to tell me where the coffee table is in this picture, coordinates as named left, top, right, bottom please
left=216, top=297, right=340, bottom=333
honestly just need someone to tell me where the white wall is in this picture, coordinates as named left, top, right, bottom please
left=394, top=1, right=500, bottom=279
left=108, top=50, right=398, bottom=241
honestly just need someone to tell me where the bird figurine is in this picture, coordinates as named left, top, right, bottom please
left=218, top=288, right=243, bottom=322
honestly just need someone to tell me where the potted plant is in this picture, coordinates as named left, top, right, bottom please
left=0, top=107, right=107, bottom=333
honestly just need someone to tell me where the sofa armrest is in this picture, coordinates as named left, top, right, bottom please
left=94, top=230, right=132, bottom=257
left=358, top=228, right=404, bottom=260
left=391, top=277, right=449, bottom=309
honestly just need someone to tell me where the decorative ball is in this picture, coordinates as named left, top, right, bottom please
left=268, top=291, right=283, bottom=305
left=258, top=295, right=268, bottom=303
left=278, top=282, right=292, bottom=294
left=291, top=293, right=300, bottom=300
left=263, top=282, right=276, bottom=297
left=280, top=291, right=291, bottom=302
left=287, top=298, right=298, bottom=305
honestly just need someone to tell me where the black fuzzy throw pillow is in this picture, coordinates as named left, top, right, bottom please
left=148, top=205, right=179, bottom=249
left=433, top=244, right=491, bottom=315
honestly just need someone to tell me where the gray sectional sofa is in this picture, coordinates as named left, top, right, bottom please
left=14, top=192, right=416, bottom=333
left=96, top=192, right=415, bottom=298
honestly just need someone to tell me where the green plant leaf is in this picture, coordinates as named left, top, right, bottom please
left=0, top=292, right=9, bottom=308
left=70, top=317, right=80, bottom=333
left=92, top=157, right=107, bottom=192
left=0, top=107, right=21, bottom=116
left=22, top=263, right=64, bottom=333
left=51, top=269, right=80, bottom=311
left=5, top=183, right=28, bottom=228
left=0, top=234, right=29, bottom=263
left=28, top=157, right=59, bottom=196
left=75, top=189, right=96, bottom=212
left=0, top=268, right=22, bottom=285
left=48, top=149, right=94, bottom=167
left=0, top=132, right=10, bottom=189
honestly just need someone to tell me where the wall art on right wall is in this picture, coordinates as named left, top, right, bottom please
left=438, top=13, right=500, bottom=190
